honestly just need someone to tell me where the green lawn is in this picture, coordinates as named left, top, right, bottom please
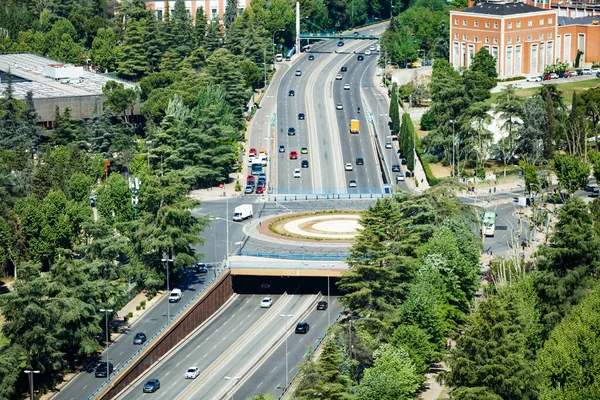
left=489, top=78, right=600, bottom=106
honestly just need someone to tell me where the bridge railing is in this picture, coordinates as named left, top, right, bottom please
left=268, top=192, right=392, bottom=202
left=235, top=251, right=348, bottom=261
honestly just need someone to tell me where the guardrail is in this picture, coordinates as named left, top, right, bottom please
left=268, top=192, right=389, bottom=201
left=86, top=268, right=227, bottom=400
left=276, top=307, right=346, bottom=400
left=236, top=251, right=348, bottom=261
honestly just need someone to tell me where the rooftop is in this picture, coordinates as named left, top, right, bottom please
left=461, top=1, right=551, bottom=15
left=0, top=53, right=136, bottom=100
left=558, top=15, right=600, bottom=25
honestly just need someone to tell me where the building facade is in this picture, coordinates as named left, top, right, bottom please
left=143, top=0, right=251, bottom=22
left=450, top=1, right=600, bottom=78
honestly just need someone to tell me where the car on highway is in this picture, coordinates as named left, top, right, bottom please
left=336, top=103, right=343, bottom=110
left=249, top=148, right=257, bottom=156
left=169, top=288, right=182, bottom=302
left=526, top=76, right=542, bottom=82
left=256, top=184, right=265, bottom=194
left=337, top=41, right=344, bottom=46
left=279, top=145, right=285, bottom=153
left=295, top=321, right=310, bottom=334
left=308, top=55, right=314, bottom=60
left=356, top=157, right=364, bottom=165
left=396, top=173, right=405, bottom=182
left=143, top=379, right=160, bottom=393
left=244, top=185, right=254, bottom=194
left=260, top=297, right=273, bottom=308
left=392, top=164, right=400, bottom=172
left=335, top=73, right=343, bottom=80
left=348, top=180, right=357, bottom=188
left=294, top=168, right=301, bottom=178
left=196, top=263, right=208, bottom=273
left=385, top=142, right=392, bottom=149
left=298, top=112, right=305, bottom=120
left=275, top=54, right=283, bottom=62
left=365, top=49, right=371, bottom=55
left=369, top=45, right=375, bottom=51
left=95, top=362, right=113, bottom=378
left=185, top=367, right=200, bottom=379
left=345, top=163, right=353, bottom=171
left=301, top=159, right=309, bottom=168
left=289, top=150, right=298, bottom=159
left=288, top=90, right=295, bottom=96
left=295, top=69, right=302, bottom=76
left=317, top=301, right=328, bottom=310
left=288, top=127, right=296, bottom=136
left=341, top=66, right=347, bottom=72
left=353, top=31, right=359, bottom=37
left=357, top=55, right=364, bottom=61
left=343, top=83, right=350, bottom=90
left=301, top=147, right=308, bottom=154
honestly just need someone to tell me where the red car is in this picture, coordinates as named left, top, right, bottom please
left=249, top=148, right=257, bottom=156
left=247, top=175, right=255, bottom=183
left=256, top=185, right=265, bottom=194
left=289, top=151, right=298, bottom=159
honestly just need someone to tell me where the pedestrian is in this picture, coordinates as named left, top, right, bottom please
left=489, top=188, right=491, bottom=195
left=494, top=186, right=496, bottom=193
left=521, top=239, right=526, bottom=251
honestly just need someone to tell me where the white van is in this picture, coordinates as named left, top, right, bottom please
left=233, top=204, right=253, bottom=221
left=169, top=288, right=182, bottom=302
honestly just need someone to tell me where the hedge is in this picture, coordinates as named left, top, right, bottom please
left=414, top=132, right=440, bottom=186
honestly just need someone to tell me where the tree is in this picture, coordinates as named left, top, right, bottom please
left=496, top=85, right=524, bottom=176
left=118, top=18, right=148, bottom=80
left=355, top=344, right=422, bottom=400
left=96, top=172, right=134, bottom=225
left=102, top=80, right=138, bottom=122
left=90, top=27, right=120, bottom=71
left=518, top=96, right=549, bottom=165
left=390, top=324, right=436, bottom=374
left=194, top=6, right=208, bottom=47
left=52, top=107, right=78, bottom=146
left=519, top=161, right=540, bottom=194
left=551, top=153, right=589, bottom=195
left=390, top=84, right=400, bottom=135
left=239, top=59, right=262, bottom=90
left=204, top=18, right=223, bottom=56
left=224, top=0, right=239, bottom=30
left=580, top=87, right=600, bottom=151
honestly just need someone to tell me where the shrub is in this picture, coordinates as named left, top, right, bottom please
left=420, top=109, right=437, bottom=131
left=127, top=312, right=133, bottom=319
left=140, top=300, right=146, bottom=309
left=235, top=181, right=242, bottom=192
left=421, top=153, right=439, bottom=164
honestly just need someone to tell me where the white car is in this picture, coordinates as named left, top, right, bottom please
left=369, top=45, right=375, bottom=51
left=396, top=173, right=405, bottom=182
left=336, top=103, right=343, bottom=110
left=260, top=297, right=273, bottom=308
left=582, top=68, right=592, bottom=75
left=185, top=367, right=200, bottom=379
left=526, top=76, right=542, bottom=82
left=345, top=163, right=353, bottom=171
left=514, top=83, right=523, bottom=89
left=365, top=50, right=371, bottom=55
left=385, top=142, right=392, bottom=149
left=592, top=68, right=600, bottom=74
left=376, top=45, right=381, bottom=51
left=348, top=180, right=357, bottom=188
left=295, top=69, right=302, bottom=76
left=343, top=83, right=350, bottom=90
left=335, top=74, right=343, bottom=80
left=294, top=168, right=301, bottom=178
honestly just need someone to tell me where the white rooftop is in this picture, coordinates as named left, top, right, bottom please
left=0, top=53, right=136, bottom=100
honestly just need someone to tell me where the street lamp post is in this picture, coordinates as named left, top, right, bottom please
left=161, top=254, right=174, bottom=320
left=272, top=29, right=285, bottom=69
left=224, top=376, right=241, bottom=400
left=99, top=308, right=113, bottom=379
left=23, top=370, right=40, bottom=400
left=279, top=314, right=294, bottom=387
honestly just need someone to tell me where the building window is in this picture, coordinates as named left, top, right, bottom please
left=517, top=21, right=521, bottom=28
left=508, top=22, right=512, bottom=29
left=474, top=20, right=479, bottom=27
left=485, top=36, right=489, bottom=43
left=463, top=34, right=467, bottom=40
left=508, top=37, right=512, bottom=44
left=549, top=17, right=553, bottom=24
left=548, top=32, right=552, bottom=39
left=540, top=33, right=544, bottom=40
left=211, top=8, right=217, bottom=19
left=486, top=21, right=490, bottom=28
left=528, top=34, right=532, bottom=41
left=528, top=20, right=533, bottom=27
left=517, top=36, right=520, bottom=43
left=157, top=10, right=163, bottom=20
left=463, top=19, right=467, bottom=26
left=454, top=33, right=459, bottom=40
left=492, top=46, right=498, bottom=59
left=455, top=18, right=458, bottom=25
left=494, top=37, right=498, bottom=44
left=494, top=22, right=498, bottom=29
left=540, top=18, right=544, bottom=25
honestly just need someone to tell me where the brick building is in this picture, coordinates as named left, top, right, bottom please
left=450, top=0, right=600, bottom=78
left=143, top=0, right=251, bottom=22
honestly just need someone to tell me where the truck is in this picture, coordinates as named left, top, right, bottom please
left=350, top=119, right=360, bottom=134
left=233, top=204, right=253, bottom=221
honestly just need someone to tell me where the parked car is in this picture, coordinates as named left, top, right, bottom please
left=597, top=71, right=600, bottom=78
left=549, top=73, right=559, bottom=79
left=543, top=74, right=552, bottom=80
left=196, top=262, right=208, bottom=273
left=392, top=164, right=400, bottom=172
left=185, top=367, right=200, bottom=379
left=143, top=379, right=160, bottom=393
left=317, top=301, right=328, bottom=310
left=95, top=362, right=113, bottom=378
left=582, top=68, right=592, bottom=75
left=559, top=72, right=572, bottom=78
left=295, top=321, right=310, bottom=333
left=526, top=75, right=542, bottom=82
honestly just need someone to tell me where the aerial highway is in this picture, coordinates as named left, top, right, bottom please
left=116, top=293, right=319, bottom=399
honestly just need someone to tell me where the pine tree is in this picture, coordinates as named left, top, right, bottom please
left=204, top=18, right=223, bottom=57
left=144, top=15, right=164, bottom=73
left=224, top=0, right=239, bottom=30
left=118, top=18, right=148, bottom=80
left=52, top=107, right=78, bottom=146
left=194, top=6, right=207, bottom=48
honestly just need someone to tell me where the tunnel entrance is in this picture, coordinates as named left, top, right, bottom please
left=232, top=275, right=343, bottom=296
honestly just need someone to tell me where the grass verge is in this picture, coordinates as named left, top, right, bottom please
left=489, top=78, right=600, bottom=105
left=268, top=210, right=360, bottom=241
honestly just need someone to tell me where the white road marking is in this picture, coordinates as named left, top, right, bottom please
left=257, top=381, right=264, bottom=389
left=271, top=366, right=278, bottom=373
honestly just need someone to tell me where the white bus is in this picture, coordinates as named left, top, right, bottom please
left=483, top=211, right=496, bottom=237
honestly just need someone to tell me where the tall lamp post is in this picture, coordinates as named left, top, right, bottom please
left=24, top=370, right=39, bottom=400
left=322, top=264, right=332, bottom=327
left=161, top=254, right=174, bottom=320
left=99, top=308, right=113, bottom=379
left=224, top=376, right=241, bottom=400
left=272, top=28, right=285, bottom=69
left=279, top=314, right=294, bottom=387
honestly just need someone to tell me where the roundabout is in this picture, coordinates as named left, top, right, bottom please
left=261, top=211, right=363, bottom=242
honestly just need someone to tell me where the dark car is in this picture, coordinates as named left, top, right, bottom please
left=285, top=56, right=291, bottom=61
left=288, top=90, right=295, bottom=96
left=288, top=127, right=296, bottom=136
left=301, top=159, right=309, bottom=168
left=337, top=41, right=344, bottom=47
left=308, top=55, right=314, bottom=60
left=317, top=301, right=328, bottom=310
left=143, top=379, right=161, bottom=393
left=597, top=71, right=600, bottom=78
left=392, top=164, right=400, bottom=172
left=279, top=145, right=285, bottom=153
left=341, top=66, right=347, bottom=72
left=559, top=72, right=572, bottom=78
left=295, top=321, right=310, bottom=334
left=133, top=332, right=147, bottom=344
left=357, top=55, right=364, bottom=61
left=356, top=157, right=364, bottom=165
left=353, top=31, right=359, bottom=37
left=196, top=263, right=208, bottom=273
left=298, top=113, right=305, bottom=120
left=95, top=362, right=114, bottom=378
left=89, top=195, right=97, bottom=207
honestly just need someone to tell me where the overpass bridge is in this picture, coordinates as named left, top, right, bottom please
left=229, top=256, right=349, bottom=277
left=299, top=32, right=380, bottom=40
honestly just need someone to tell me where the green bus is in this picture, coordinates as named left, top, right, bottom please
left=483, top=211, right=496, bottom=237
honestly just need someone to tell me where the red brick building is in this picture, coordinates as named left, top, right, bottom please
left=143, top=0, right=251, bottom=22
left=450, top=1, right=600, bottom=78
